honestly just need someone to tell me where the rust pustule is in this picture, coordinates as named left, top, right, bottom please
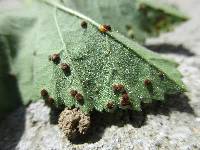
left=107, top=102, right=114, bottom=109
left=112, top=84, right=125, bottom=93
left=81, top=21, right=87, bottom=29
left=75, top=93, right=84, bottom=102
left=144, top=79, right=151, bottom=86
left=60, top=63, right=70, bottom=73
left=99, top=24, right=112, bottom=33
left=41, top=89, right=48, bottom=98
left=121, top=93, right=130, bottom=106
left=47, top=97, right=54, bottom=105
left=51, top=53, right=60, bottom=64
left=70, top=90, right=78, bottom=97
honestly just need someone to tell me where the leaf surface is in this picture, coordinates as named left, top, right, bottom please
left=62, top=0, right=188, bottom=43
left=0, top=0, right=186, bottom=113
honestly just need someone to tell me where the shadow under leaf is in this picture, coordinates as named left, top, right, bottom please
left=142, top=94, right=195, bottom=116
left=0, top=35, right=25, bottom=150
left=146, top=44, right=195, bottom=56
left=0, top=106, right=25, bottom=150
left=50, top=93, right=195, bottom=144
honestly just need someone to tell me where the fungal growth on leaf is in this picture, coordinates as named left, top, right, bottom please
left=0, top=0, right=186, bottom=113
left=41, top=89, right=48, bottom=98
left=81, top=21, right=87, bottom=29
left=121, top=93, right=130, bottom=107
left=46, top=97, right=55, bottom=106
left=0, top=0, right=187, bottom=138
left=41, top=89, right=55, bottom=107
left=107, top=102, right=115, bottom=110
left=113, top=84, right=125, bottom=94
left=75, top=93, right=84, bottom=104
left=99, top=24, right=112, bottom=33
left=60, top=63, right=71, bottom=75
left=50, top=53, right=60, bottom=64
left=144, top=79, right=151, bottom=86
left=70, top=90, right=78, bottom=97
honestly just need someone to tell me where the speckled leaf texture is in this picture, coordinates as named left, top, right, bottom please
left=0, top=0, right=186, bottom=114
left=62, top=0, right=187, bottom=43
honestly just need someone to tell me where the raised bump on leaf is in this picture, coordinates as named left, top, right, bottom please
left=144, top=79, right=151, bottom=86
left=41, top=89, right=48, bottom=98
left=60, top=63, right=70, bottom=73
left=107, top=102, right=114, bottom=109
left=51, top=53, right=60, bottom=64
left=112, top=84, right=125, bottom=94
left=70, top=90, right=78, bottom=97
left=75, top=93, right=84, bottom=104
left=81, top=21, right=87, bottom=29
left=121, top=93, right=130, bottom=106
left=99, top=24, right=112, bottom=33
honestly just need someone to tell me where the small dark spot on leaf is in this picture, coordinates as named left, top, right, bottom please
left=144, top=79, right=151, bottom=86
left=41, top=89, right=48, bottom=98
left=107, top=102, right=114, bottom=109
left=75, top=93, right=84, bottom=104
left=51, top=53, right=60, bottom=64
left=60, top=63, right=70, bottom=73
left=144, top=79, right=153, bottom=93
left=70, top=90, right=78, bottom=97
left=81, top=21, right=87, bottom=29
left=99, top=24, right=112, bottom=33
left=113, top=84, right=125, bottom=94
left=47, top=97, right=54, bottom=106
left=121, top=93, right=130, bottom=106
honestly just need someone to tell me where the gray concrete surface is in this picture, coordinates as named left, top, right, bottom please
left=0, top=0, right=200, bottom=149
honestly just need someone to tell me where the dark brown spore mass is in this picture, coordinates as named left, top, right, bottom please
left=41, top=89, right=48, bottom=97
left=81, top=21, right=87, bottom=29
left=60, top=63, right=70, bottom=73
left=51, top=53, right=60, bottom=64
left=102, top=24, right=112, bottom=31
left=144, top=79, right=151, bottom=86
left=47, top=97, right=54, bottom=105
left=121, top=93, right=130, bottom=106
left=70, top=90, right=78, bottom=97
left=113, top=84, right=125, bottom=93
left=107, top=102, right=114, bottom=109
left=75, top=93, right=84, bottom=102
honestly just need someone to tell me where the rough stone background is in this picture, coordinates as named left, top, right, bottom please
left=0, top=0, right=200, bottom=150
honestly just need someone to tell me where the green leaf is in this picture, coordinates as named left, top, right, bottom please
left=62, top=0, right=188, bottom=43
left=0, top=0, right=186, bottom=113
